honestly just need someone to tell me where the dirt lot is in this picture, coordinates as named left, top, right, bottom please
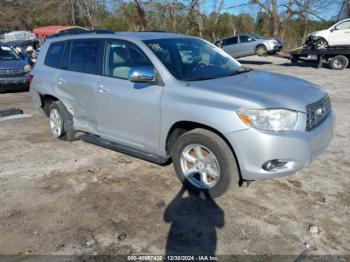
left=0, top=56, right=349, bottom=258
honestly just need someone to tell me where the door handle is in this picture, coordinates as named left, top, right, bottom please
left=98, top=85, right=110, bottom=93
left=57, top=78, right=67, bottom=85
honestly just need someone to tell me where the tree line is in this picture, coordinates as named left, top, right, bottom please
left=0, top=0, right=343, bottom=49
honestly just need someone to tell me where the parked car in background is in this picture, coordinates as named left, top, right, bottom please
left=0, top=44, right=31, bottom=92
left=215, top=34, right=282, bottom=58
left=2, top=31, right=35, bottom=42
left=306, top=18, right=350, bottom=50
left=30, top=32, right=334, bottom=198
left=0, top=31, right=6, bottom=41
left=4, top=39, right=40, bottom=53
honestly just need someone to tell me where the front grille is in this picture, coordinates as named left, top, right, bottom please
left=0, top=68, right=23, bottom=76
left=306, top=95, right=331, bottom=131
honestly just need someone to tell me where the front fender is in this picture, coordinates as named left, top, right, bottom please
left=158, top=86, right=249, bottom=156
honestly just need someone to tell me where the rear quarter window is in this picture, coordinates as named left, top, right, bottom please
left=44, top=41, right=65, bottom=68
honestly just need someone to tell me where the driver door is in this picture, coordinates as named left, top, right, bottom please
left=94, top=39, right=164, bottom=154
left=329, top=20, right=350, bottom=46
left=222, top=36, right=240, bottom=58
left=238, top=35, right=257, bottom=57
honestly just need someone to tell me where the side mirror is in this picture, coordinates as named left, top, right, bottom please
left=128, top=66, right=157, bottom=83
left=331, top=27, right=337, bottom=32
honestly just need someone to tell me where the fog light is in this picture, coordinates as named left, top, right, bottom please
left=262, top=159, right=288, bottom=171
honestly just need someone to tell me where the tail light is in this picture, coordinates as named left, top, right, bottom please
left=28, top=74, right=34, bottom=84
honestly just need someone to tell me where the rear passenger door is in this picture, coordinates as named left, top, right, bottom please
left=57, top=38, right=103, bottom=134
left=95, top=39, right=164, bottom=153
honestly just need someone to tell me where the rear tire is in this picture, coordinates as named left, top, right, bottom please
left=329, top=55, right=349, bottom=70
left=256, top=45, right=267, bottom=56
left=48, top=101, right=78, bottom=141
left=172, top=128, right=240, bottom=198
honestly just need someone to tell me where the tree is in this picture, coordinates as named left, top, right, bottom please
left=251, top=0, right=338, bottom=37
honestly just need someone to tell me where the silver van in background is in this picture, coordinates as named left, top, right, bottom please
left=216, top=34, right=283, bottom=58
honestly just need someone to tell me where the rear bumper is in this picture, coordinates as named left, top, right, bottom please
left=227, top=111, right=335, bottom=180
left=0, top=75, right=29, bottom=91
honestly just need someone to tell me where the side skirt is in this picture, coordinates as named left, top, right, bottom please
left=80, top=134, right=170, bottom=165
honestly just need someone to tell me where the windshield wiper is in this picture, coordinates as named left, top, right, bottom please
left=186, top=68, right=252, bottom=81
left=187, top=76, right=219, bottom=81
left=229, top=68, right=252, bottom=76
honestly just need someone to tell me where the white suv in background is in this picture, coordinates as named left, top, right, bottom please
left=307, top=18, right=350, bottom=50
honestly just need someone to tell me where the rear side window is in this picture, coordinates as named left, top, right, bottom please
left=67, top=39, right=100, bottom=74
left=45, top=41, right=65, bottom=68
left=223, top=36, right=238, bottom=46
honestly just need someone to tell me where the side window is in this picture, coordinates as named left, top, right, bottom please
left=240, top=35, right=255, bottom=43
left=44, top=41, right=65, bottom=68
left=67, top=39, right=100, bottom=74
left=223, top=36, right=238, bottom=46
left=103, top=40, right=152, bottom=79
left=336, top=21, right=350, bottom=30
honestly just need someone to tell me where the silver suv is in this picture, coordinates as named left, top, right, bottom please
left=30, top=32, right=335, bottom=197
left=216, top=34, right=283, bottom=58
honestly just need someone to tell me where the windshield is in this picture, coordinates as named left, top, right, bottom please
left=0, top=46, right=20, bottom=60
left=144, top=37, right=248, bottom=81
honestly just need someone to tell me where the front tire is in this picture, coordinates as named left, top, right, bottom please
left=48, top=101, right=78, bottom=141
left=256, top=45, right=267, bottom=56
left=172, top=128, right=240, bottom=198
left=315, top=38, right=328, bottom=50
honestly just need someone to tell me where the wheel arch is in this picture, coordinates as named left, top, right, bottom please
left=314, top=37, right=329, bottom=47
left=315, top=36, right=327, bottom=42
left=165, top=120, right=243, bottom=180
left=40, top=94, right=59, bottom=116
left=256, top=43, right=267, bottom=50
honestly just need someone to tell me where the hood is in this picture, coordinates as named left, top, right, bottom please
left=264, top=37, right=280, bottom=41
left=0, top=59, right=26, bottom=69
left=309, top=29, right=328, bottom=38
left=188, top=70, right=326, bottom=113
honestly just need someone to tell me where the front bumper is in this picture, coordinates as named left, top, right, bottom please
left=0, top=75, right=29, bottom=91
left=227, top=111, right=335, bottom=180
left=267, top=44, right=282, bottom=53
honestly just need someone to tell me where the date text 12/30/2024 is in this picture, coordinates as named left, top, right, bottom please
left=127, top=255, right=219, bottom=261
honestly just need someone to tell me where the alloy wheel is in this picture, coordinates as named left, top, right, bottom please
left=316, top=40, right=328, bottom=50
left=180, top=144, right=220, bottom=189
left=49, top=108, right=63, bottom=137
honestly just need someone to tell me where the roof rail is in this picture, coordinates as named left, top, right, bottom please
left=47, top=29, right=114, bottom=39
left=135, top=30, right=170, bottom=33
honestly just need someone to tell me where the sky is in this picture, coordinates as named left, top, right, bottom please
left=201, top=0, right=344, bottom=21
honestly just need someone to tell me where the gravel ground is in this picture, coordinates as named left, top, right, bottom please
left=0, top=55, right=349, bottom=258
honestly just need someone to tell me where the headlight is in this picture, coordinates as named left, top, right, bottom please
left=238, top=109, right=298, bottom=131
left=23, top=64, right=32, bottom=73
left=310, top=34, right=317, bottom=40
